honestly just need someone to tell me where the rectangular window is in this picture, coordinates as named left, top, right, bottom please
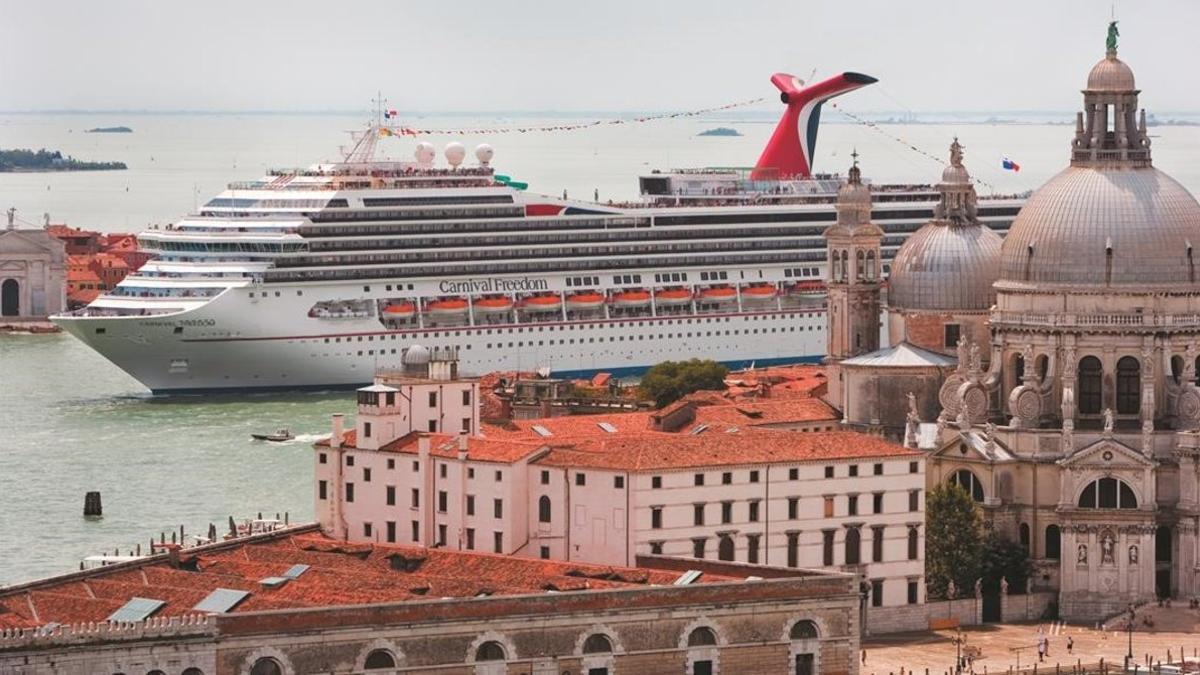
left=439, top=463, right=447, bottom=479
left=823, top=496, right=834, bottom=518
left=438, top=490, right=448, bottom=513
left=649, top=541, right=664, bottom=555
left=652, top=475, right=662, bottom=489
left=720, top=501, right=732, bottom=524
left=493, top=531, right=504, bottom=553
left=466, top=494, right=475, bottom=515
left=824, top=466, right=834, bottom=478
left=438, top=524, right=447, bottom=546
left=462, top=417, right=471, bottom=433
left=614, top=475, right=625, bottom=489
left=746, top=534, right=760, bottom=564
left=411, top=488, right=420, bottom=508
left=346, top=455, right=354, bottom=467
left=910, top=461, right=919, bottom=474
left=873, top=526, right=885, bottom=562
left=363, top=522, right=372, bottom=538
left=466, top=527, right=475, bottom=550
left=428, top=391, right=437, bottom=407
left=386, top=485, right=396, bottom=506
left=749, top=470, right=760, bottom=483
left=493, top=498, right=503, bottom=519
left=787, top=497, right=799, bottom=519
left=411, top=520, right=419, bottom=542
left=722, top=472, right=732, bottom=485
left=692, top=538, right=706, bottom=559
left=787, top=532, right=800, bottom=568
left=873, top=492, right=884, bottom=514
left=462, top=390, right=471, bottom=405
left=909, top=489, right=920, bottom=512
left=849, top=465, right=859, bottom=477
left=908, top=580, right=919, bottom=604
left=540, top=470, right=551, bottom=485
left=748, top=501, right=760, bottom=522
left=823, top=530, right=835, bottom=566
left=495, top=470, right=503, bottom=482
left=694, top=503, right=706, bottom=526
left=346, top=482, right=355, bottom=503
left=427, top=419, right=437, bottom=432
left=386, top=521, right=396, bottom=543
left=318, top=480, right=327, bottom=500
left=789, top=467, right=799, bottom=480
left=873, top=463, right=883, bottom=476
left=908, top=526, right=920, bottom=560
left=540, top=545, right=550, bottom=559
left=694, top=473, right=705, bottom=486
left=848, top=495, right=859, bottom=516
left=944, top=323, right=961, bottom=348
left=363, top=421, right=372, bottom=438
left=387, top=459, right=394, bottom=470
left=363, top=467, right=371, bottom=482
left=318, top=452, right=327, bottom=464
left=872, top=579, right=884, bottom=608
left=651, top=507, right=663, bottom=529
left=575, top=472, right=586, bottom=486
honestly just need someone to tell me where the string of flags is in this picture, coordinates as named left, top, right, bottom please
left=827, top=100, right=999, bottom=190
left=376, top=97, right=766, bottom=137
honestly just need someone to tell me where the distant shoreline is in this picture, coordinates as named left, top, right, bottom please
left=0, top=149, right=126, bottom=173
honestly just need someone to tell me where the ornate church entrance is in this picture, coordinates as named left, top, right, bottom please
left=1, top=279, right=19, bottom=316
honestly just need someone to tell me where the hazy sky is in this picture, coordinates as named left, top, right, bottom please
left=2, top=0, right=1198, bottom=113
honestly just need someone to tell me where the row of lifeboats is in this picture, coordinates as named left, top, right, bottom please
left=380, top=283, right=820, bottom=319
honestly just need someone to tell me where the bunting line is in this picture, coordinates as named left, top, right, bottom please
left=378, top=97, right=767, bottom=137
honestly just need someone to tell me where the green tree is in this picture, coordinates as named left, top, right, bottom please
left=980, top=531, right=1033, bottom=595
left=925, top=482, right=982, bottom=599
left=638, top=359, right=728, bottom=407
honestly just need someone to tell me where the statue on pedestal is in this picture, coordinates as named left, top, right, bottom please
left=1103, top=408, right=1115, bottom=434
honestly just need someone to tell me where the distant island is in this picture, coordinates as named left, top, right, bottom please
left=0, top=149, right=126, bottom=172
left=85, top=126, right=133, bottom=133
left=697, top=127, right=742, bottom=137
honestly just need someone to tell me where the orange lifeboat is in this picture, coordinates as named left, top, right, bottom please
left=742, top=284, right=778, bottom=302
left=473, top=296, right=514, bottom=314
left=699, top=286, right=737, bottom=303
left=521, top=294, right=562, bottom=312
left=382, top=301, right=416, bottom=318
left=611, top=289, right=651, bottom=308
left=788, top=280, right=826, bottom=298
left=426, top=297, right=469, bottom=317
left=655, top=288, right=694, bottom=306
left=565, top=292, right=606, bottom=311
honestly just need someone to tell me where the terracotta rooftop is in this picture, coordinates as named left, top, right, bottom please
left=317, top=430, right=546, bottom=464
left=535, top=430, right=919, bottom=472
left=0, top=526, right=752, bottom=630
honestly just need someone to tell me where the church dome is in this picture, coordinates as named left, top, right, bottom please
left=888, top=139, right=1003, bottom=312
left=998, top=166, right=1200, bottom=287
left=1087, top=52, right=1135, bottom=91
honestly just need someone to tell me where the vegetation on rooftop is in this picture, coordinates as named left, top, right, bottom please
left=639, top=359, right=728, bottom=408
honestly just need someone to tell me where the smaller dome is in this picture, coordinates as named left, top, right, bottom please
left=888, top=222, right=1003, bottom=312
left=941, top=164, right=970, bottom=185
left=1087, top=53, right=1135, bottom=91
left=403, top=344, right=431, bottom=365
left=837, top=180, right=871, bottom=207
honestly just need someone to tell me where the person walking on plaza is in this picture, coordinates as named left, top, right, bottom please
left=1067, top=636, right=1074, bottom=655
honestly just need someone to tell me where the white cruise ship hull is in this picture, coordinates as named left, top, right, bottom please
left=57, top=284, right=831, bottom=394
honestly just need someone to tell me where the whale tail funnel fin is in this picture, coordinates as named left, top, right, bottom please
left=751, top=71, right=877, bottom=180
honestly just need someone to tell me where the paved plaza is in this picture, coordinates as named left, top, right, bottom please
left=864, top=609, right=1200, bottom=675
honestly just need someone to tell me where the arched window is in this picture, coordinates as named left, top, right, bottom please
left=841, top=250, right=849, bottom=281
left=688, top=626, right=717, bottom=647
left=1077, top=477, right=1138, bottom=509
left=718, top=534, right=735, bottom=561
left=249, top=659, right=283, bottom=675
left=1172, top=356, right=1183, bottom=385
left=582, top=634, right=613, bottom=654
left=790, top=620, right=819, bottom=640
left=866, top=250, right=877, bottom=280
left=1036, top=354, right=1049, bottom=381
left=856, top=250, right=866, bottom=280
left=1012, top=353, right=1025, bottom=383
left=538, top=495, right=551, bottom=523
left=475, top=642, right=507, bottom=661
left=1045, top=525, right=1061, bottom=560
left=147, top=671, right=166, bottom=675
left=845, top=527, right=861, bottom=565
left=364, top=649, right=397, bottom=669
left=949, top=469, right=985, bottom=502
left=1078, top=356, right=1103, bottom=415
left=907, top=526, right=919, bottom=560
left=182, top=669, right=204, bottom=675
left=1116, top=356, right=1140, bottom=415
left=1019, top=523, right=1030, bottom=550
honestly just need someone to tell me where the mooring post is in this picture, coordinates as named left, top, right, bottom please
left=83, top=491, right=102, bottom=517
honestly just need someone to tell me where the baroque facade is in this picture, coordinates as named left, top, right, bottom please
left=909, top=35, right=1200, bottom=620
left=0, top=217, right=67, bottom=319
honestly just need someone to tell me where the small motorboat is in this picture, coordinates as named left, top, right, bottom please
left=251, top=428, right=294, bottom=442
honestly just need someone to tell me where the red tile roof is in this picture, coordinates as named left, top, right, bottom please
left=317, top=430, right=546, bottom=464
left=0, top=527, right=747, bottom=629
left=534, top=430, right=918, bottom=472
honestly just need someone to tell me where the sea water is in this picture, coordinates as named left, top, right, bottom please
left=1, top=112, right=1199, bottom=584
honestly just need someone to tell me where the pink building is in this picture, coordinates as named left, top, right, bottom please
left=315, top=347, right=926, bottom=609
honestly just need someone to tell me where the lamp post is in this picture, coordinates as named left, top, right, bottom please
left=1125, top=604, right=1136, bottom=672
left=954, top=629, right=964, bottom=674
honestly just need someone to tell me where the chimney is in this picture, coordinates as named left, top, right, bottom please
left=418, top=435, right=431, bottom=460
left=331, top=413, right=345, bottom=449
left=457, top=432, right=469, bottom=460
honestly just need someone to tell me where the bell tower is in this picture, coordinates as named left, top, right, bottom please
left=824, top=155, right=883, bottom=405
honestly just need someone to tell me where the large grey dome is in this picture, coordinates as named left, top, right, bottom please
left=889, top=220, right=1003, bottom=311
left=998, top=167, right=1200, bottom=287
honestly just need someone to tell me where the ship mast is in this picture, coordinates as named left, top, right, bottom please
left=342, top=92, right=388, bottom=164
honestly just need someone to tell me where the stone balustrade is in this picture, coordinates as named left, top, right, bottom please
left=0, top=614, right=213, bottom=651
left=992, top=311, right=1200, bottom=330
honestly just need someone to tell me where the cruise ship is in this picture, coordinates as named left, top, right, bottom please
left=54, top=72, right=1025, bottom=393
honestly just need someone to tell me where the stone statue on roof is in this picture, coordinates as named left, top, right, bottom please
left=1107, top=20, right=1119, bottom=52
left=906, top=392, right=919, bottom=422
left=949, top=138, right=964, bottom=167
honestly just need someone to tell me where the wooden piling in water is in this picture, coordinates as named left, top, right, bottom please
left=83, top=491, right=102, bottom=517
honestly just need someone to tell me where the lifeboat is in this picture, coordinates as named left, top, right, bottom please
left=521, top=294, right=562, bottom=312
left=698, top=286, right=737, bottom=302
left=565, top=292, right=606, bottom=311
left=425, top=297, right=469, bottom=317
left=473, top=296, right=514, bottom=314
left=655, top=288, right=694, bottom=306
left=382, top=301, right=416, bottom=319
left=787, top=280, right=826, bottom=299
left=610, top=289, right=651, bottom=308
left=742, top=284, right=778, bottom=302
